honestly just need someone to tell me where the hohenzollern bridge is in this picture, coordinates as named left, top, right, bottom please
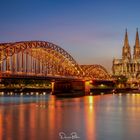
left=0, top=41, right=111, bottom=81
left=0, top=41, right=114, bottom=95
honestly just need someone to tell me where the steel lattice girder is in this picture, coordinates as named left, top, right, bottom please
left=80, top=65, right=111, bottom=80
left=0, top=41, right=83, bottom=76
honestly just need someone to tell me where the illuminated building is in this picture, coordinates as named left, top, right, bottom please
left=112, top=29, right=140, bottom=82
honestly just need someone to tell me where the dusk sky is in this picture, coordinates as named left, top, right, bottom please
left=1, top=0, right=140, bottom=72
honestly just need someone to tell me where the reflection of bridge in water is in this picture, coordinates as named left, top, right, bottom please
left=0, top=41, right=113, bottom=94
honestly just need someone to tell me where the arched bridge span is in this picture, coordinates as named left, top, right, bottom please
left=0, top=41, right=112, bottom=81
left=0, top=41, right=83, bottom=79
left=81, top=65, right=111, bottom=80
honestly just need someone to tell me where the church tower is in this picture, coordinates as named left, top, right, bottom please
left=122, top=29, right=131, bottom=61
left=113, top=28, right=140, bottom=81
left=133, top=28, right=140, bottom=60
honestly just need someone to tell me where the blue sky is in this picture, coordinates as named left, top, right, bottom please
left=0, top=0, right=140, bottom=72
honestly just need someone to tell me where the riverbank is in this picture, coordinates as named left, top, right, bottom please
left=0, top=87, right=51, bottom=95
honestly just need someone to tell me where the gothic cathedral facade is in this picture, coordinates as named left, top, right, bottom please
left=112, top=29, right=140, bottom=82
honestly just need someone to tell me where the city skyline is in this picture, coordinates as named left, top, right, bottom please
left=1, top=0, right=140, bottom=72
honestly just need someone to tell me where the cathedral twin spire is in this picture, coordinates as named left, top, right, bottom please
left=122, top=29, right=131, bottom=60
left=122, top=28, right=140, bottom=60
left=135, top=28, right=139, bottom=47
left=133, top=28, right=140, bottom=59
left=124, top=29, right=129, bottom=47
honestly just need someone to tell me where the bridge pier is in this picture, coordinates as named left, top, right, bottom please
left=51, top=80, right=86, bottom=96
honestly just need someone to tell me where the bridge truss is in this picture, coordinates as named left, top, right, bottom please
left=80, top=65, right=111, bottom=80
left=0, top=41, right=111, bottom=80
left=0, top=41, right=83, bottom=79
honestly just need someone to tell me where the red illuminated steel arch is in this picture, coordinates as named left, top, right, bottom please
left=0, top=41, right=83, bottom=77
left=80, top=64, right=111, bottom=80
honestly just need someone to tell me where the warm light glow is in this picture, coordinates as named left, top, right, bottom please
left=0, top=92, right=4, bottom=95
left=51, top=81, right=55, bottom=94
left=0, top=114, right=3, bottom=140
left=84, top=96, right=96, bottom=140
left=88, top=96, right=94, bottom=110
left=85, top=81, right=90, bottom=93
left=119, top=93, right=122, bottom=96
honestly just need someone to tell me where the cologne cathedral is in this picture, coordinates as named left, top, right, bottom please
left=112, top=29, right=140, bottom=82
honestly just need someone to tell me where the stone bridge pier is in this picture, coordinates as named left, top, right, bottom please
left=51, top=80, right=86, bottom=95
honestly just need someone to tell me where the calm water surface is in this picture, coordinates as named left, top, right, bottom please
left=0, top=93, right=140, bottom=140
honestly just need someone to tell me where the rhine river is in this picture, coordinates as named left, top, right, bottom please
left=1, top=93, right=140, bottom=140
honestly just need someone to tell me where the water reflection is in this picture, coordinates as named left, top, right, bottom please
left=1, top=94, right=140, bottom=139
left=84, top=96, right=96, bottom=140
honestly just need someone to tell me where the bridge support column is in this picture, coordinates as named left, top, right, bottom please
left=17, top=53, right=19, bottom=72
left=6, top=57, right=10, bottom=72
left=21, top=50, right=24, bottom=72
left=85, top=80, right=92, bottom=95
left=51, top=81, right=55, bottom=94
left=12, top=54, right=16, bottom=73
left=52, top=80, right=85, bottom=96
left=26, top=51, right=28, bottom=73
